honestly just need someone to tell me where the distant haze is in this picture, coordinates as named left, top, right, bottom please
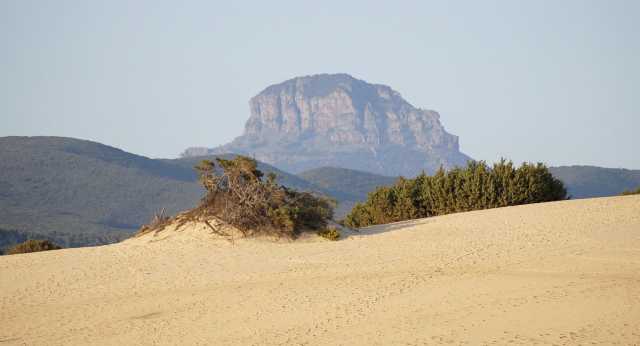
left=1, top=1, right=638, bottom=169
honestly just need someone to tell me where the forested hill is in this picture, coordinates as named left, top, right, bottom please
left=548, top=166, right=640, bottom=198
left=0, top=136, right=326, bottom=251
left=298, top=166, right=393, bottom=199
left=0, top=136, right=202, bottom=249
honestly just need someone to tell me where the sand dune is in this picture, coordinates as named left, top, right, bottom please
left=1, top=196, right=639, bottom=345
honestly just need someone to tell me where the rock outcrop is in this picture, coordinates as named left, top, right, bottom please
left=183, top=73, right=471, bottom=176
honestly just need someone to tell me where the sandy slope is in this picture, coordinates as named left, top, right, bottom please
left=1, top=196, right=639, bottom=345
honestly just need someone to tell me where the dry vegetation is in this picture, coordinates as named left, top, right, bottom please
left=5, top=239, right=62, bottom=255
left=317, top=226, right=340, bottom=241
left=136, top=156, right=334, bottom=239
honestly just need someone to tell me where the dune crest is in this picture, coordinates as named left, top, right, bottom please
left=1, top=196, right=639, bottom=345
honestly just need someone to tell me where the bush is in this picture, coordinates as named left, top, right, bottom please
left=317, top=227, right=340, bottom=241
left=621, top=187, right=640, bottom=195
left=169, top=156, right=335, bottom=238
left=6, top=239, right=62, bottom=255
left=345, top=159, right=567, bottom=228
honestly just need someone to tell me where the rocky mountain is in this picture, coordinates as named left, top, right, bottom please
left=182, top=73, right=471, bottom=176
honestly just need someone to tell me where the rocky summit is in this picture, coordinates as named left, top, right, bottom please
left=182, top=73, right=471, bottom=176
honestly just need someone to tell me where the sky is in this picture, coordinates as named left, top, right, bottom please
left=1, top=0, right=638, bottom=169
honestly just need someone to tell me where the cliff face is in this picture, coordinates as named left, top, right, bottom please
left=184, top=74, right=471, bottom=176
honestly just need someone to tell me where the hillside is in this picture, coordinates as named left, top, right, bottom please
left=2, top=137, right=638, bottom=250
left=0, top=136, right=203, bottom=248
left=183, top=73, right=471, bottom=176
left=1, top=196, right=638, bottom=345
left=549, top=165, right=640, bottom=198
left=299, top=166, right=397, bottom=201
left=0, top=137, right=326, bottom=250
left=298, top=166, right=397, bottom=217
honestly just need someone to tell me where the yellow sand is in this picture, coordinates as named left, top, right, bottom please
left=1, top=196, right=639, bottom=345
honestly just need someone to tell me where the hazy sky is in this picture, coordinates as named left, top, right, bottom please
left=2, top=0, right=638, bottom=169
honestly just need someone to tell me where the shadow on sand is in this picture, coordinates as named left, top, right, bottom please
left=340, top=217, right=436, bottom=239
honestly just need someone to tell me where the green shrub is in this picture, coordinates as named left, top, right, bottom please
left=6, top=239, right=62, bottom=255
left=345, top=159, right=567, bottom=228
left=621, top=187, right=640, bottom=195
left=317, top=227, right=340, bottom=241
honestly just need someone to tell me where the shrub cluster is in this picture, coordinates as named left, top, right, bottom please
left=344, top=160, right=567, bottom=228
left=193, top=156, right=334, bottom=237
left=5, top=239, right=62, bottom=255
left=621, top=187, right=640, bottom=196
left=317, top=226, right=340, bottom=241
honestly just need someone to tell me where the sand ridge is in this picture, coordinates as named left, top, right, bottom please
left=1, top=196, right=639, bottom=345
